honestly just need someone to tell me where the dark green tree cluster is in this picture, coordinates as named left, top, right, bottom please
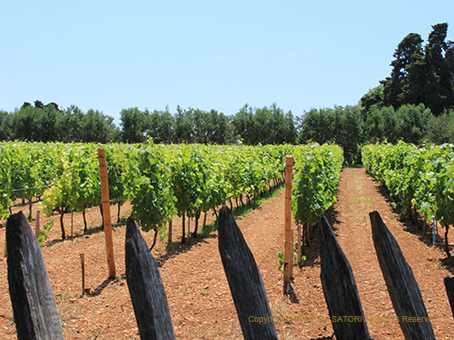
left=119, top=104, right=296, bottom=145
left=365, top=23, right=454, bottom=115
left=120, top=106, right=231, bottom=144
left=297, top=103, right=454, bottom=164
left=0, top=101, right=120, bottom=143
left=298, top=105, right=363, bottom=164
left=232, top=104, right=297, bottom=145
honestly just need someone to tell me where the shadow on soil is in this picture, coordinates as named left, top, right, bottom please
left=87, top=277, right=116, bottom=297
left=364, top=170, right=454, bottom=276
left=154, top=183, right=285, bottom=267
left=299, top=205, right=341, bottom=270
left=43, top=216, right=128, bottom=247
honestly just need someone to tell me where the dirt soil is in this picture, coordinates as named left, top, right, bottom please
left=1, top=167, right=454, bottom=339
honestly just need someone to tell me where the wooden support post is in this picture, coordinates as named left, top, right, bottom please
left=35, top=209, right=40, bottom=239
left=6, top=211, right=64, bottom=339
left=370, top=211, right=435, bottom=340
left=80, top=253, right=85, bottom=296
left=319, top=214, right=371, bottom=340
left=98, top=147, right=116, bottom=279
left=444, top=277, right=454, bottom=319
left=297, top=220, right=302, bottom=266
left=284, top=155, right=293, bottom=294
left=218, top=206, right=278, bottom=340
left=125, top=216, right=176, bottom=340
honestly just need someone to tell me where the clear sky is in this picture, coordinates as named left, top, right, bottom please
left=1, top=1, right=452, bottom=125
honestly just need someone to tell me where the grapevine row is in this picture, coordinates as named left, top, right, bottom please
left=292, top=144, right=344, bottom=225
left=362, top=142, right=454, bottom=256
left=0, top=142, right=291, bottom=239
left=1, top=142, right=344, bottom=244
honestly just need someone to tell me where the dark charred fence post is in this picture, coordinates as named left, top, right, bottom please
left=218, top=206, right=278, bottom=340
left=6, top=211, right=64, bottom=340
left=319, top=214, right=372, bottom=340
left=444, top=277, right=454, bottom=319
left=125, top=216, right=176, bottom=340
left=370, top=211, right=435, bottom=340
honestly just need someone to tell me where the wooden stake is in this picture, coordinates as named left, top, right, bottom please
left=125, top=216, right=176, bottom=339
left=218, top=206, right=278, bottom=339
left=283, top=155, right=293, bottom=294
left=7, top=212, right=64, bottom=339
left=80, top=253, right=85, bottom=296
left=35, top=210, right=40, bottom=239
left=98, top=147, right=116, bottom=279
left=297, top=220, right=302, bottom=266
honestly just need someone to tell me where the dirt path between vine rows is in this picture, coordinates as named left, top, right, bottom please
left=0, top=167, right=454, bottom=339
left=332, top=167, right=454, bottom=339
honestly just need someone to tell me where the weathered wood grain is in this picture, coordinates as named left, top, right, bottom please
left=319, top=214, right=372, bottom=340
left=125, top=216, right=175, bottom=340
left=218, top=205, right=278, bottom=340
left=444, top=277, right=454, bottom=319
left=370, top=210, right=435, bottom=340
left=7, top=211, right=64, bottom=340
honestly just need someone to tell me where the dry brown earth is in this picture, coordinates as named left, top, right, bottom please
left=0, top=167, right=453, bottom=339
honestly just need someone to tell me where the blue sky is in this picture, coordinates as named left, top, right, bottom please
left=1, top=1, right=452, bottom=125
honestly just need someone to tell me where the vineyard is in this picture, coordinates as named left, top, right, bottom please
left=2, top=141, right=454, bottom=339
left=362, top=141, right=454, bottom=256
left=0, top=141, right=342, bottom=245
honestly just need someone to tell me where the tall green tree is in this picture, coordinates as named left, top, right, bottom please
left=55, top=105, right=85, bottom=142
left=120, top=107, right=149, bottom=143
left=173, top=106, right=194, bottom=143
left=360, top=85, right=384, bottom=116
left=426, top=109, right=454, bottom=144
left=81, top=109, right=119, bottom=143
left=394, top=104, right=430, bottom=144
left=206, top=109, right=232, bottom=144
left=381, top=33, right=425, bottom=109
left=0, top=110, right=11, bottom=140
left=367, top=23, right=454, bottom=117
left=252, top=106, right=273, bottom=144
left=147, top=108, right=175, bottom=143
left=446, top=40, right=454, bottom=82
left=424, top=23, right=454, bottom=115
left=232, top=104, right=254, bottom=144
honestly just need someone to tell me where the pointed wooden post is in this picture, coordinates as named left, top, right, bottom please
left=297, top=220, right=302, bottom=266
left=283, top=155, right=293, bottom=294
left=319, top=214, right=371, bottom=340
left=125, top=216, right=176, bottom=339
left=370, top=211, right=435, bottom=340
left=7, top=211, right=64, bottom=339
left=98, top=147, right=116, bottom=279
left=444, top=277, right=454, bottom=319
left=218, top=206, right=278, bottom=340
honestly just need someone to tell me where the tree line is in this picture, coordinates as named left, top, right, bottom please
left=299, top=104, right=454, bottom=164
left=0, top=101, right=297, bottom=145
left=0, top=101, right=120, bottom=143
left=2, top=101, right=453, bottom=165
